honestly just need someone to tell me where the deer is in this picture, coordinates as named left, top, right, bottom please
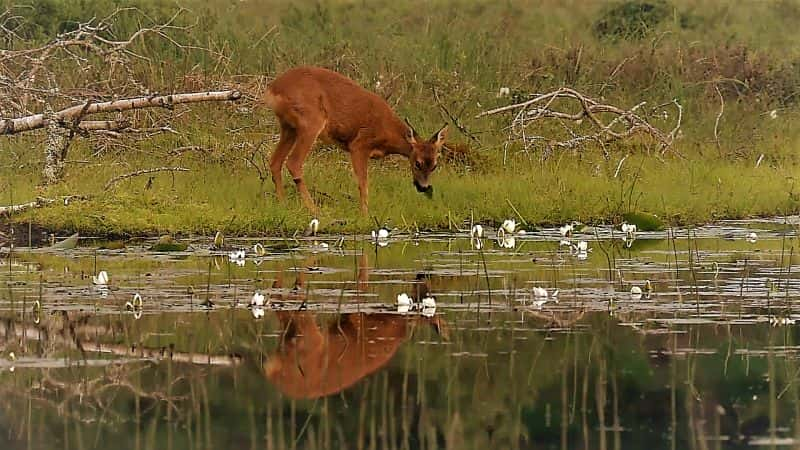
left=259, top=66, right=448, bottom=214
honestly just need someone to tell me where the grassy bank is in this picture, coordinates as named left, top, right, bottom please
left=2, top=0, right=800, bottom=235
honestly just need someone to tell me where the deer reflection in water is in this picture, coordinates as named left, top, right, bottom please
left=263, top=252, right=446, bottom=399
left=264, top=311, right=445, bottom=399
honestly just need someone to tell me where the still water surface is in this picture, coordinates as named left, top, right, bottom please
left=2, top=220, right=800, bottom=449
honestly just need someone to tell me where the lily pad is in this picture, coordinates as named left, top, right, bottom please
left=622, top=212, right=664, bottom=231
left=150, top=235, right=188, bottom=252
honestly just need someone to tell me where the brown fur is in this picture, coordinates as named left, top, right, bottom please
left=260, top=66, right=447, bottom=214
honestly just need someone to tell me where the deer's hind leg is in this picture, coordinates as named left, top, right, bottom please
left=270, top=121, right=296, bottom=201
left=286, top=118, right=325, bottom=213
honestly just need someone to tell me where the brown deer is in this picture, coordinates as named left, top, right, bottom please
left=260, top=66, right=448, bottom=214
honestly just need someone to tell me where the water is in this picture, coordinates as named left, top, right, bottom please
left=2, top=220, right=800, bottom=449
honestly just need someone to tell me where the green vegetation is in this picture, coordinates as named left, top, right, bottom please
left=2, top=0, right=800, bottom=236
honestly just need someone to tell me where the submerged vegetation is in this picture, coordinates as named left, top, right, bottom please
left=2, top=0, right=800, bottom=235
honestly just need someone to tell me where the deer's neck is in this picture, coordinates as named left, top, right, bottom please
left=379, top=118, right=413, bottom=157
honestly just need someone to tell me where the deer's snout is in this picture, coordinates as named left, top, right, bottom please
left=413, top=179, right=433, bottom=198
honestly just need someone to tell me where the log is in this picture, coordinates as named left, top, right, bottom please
left=0, top=90, right=242, bottom=135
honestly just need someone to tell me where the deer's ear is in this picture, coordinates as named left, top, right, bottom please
left=404, top=117, right=419, bottom=144
left=429, top=124, right=448, bottom=147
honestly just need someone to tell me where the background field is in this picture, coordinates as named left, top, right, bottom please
left=2, top=0, right=800, bottom=235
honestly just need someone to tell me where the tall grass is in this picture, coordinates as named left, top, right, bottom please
left=2, top=0, right=800, bottom=234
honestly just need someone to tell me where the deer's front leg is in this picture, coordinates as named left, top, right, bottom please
left=349, top=149, right=370, bottom=215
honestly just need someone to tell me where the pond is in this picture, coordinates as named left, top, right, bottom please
left=2, top=219, right=800, bottom=449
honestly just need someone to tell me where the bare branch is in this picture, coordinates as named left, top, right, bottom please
left=477, top=87, right=682, bottom=157
left=104, top=166, right=189, bottom=191
left=0, top=195, right=84, bottom=215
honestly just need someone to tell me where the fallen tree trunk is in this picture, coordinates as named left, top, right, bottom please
left=0, top=90, right=242, bottom=135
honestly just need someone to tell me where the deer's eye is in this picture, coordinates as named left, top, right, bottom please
left=415, top=161, right=423, bottom=170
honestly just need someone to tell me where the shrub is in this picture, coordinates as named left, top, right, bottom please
left=593, top=0, right=670, bottom=40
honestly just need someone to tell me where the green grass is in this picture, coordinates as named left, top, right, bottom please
left=2, top=0, right=800, bottom=235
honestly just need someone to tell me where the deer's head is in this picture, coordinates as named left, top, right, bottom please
left=405, top=121, right=448, bottom=198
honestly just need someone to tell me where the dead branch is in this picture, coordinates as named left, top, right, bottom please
left=77, top=119, right=130, bottom=131
left=104, top=166, right=189, bottom=190
left=432, top=87, right=480, bottom=144
left=476, top=87, right=682, bottom=156
left=1, top=90, right=241, bottom=135
left=0, top=197, right=53, bottom=215
left=0, top=195, right=85, bottom=215
left=0, top=7, right=204, bottom=115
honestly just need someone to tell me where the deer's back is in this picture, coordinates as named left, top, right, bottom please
left=264, top=66, right=403, bottom=144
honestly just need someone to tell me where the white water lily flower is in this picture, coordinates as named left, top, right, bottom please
left=125, top=293, right=143, bottom=310
left=252, top=307, right=265, bottom=319
left=498, top=87, right=510, bottom=96
left=532, top=287, right=558, bottom=300
left=574, top=241, right=590, bottom=260
left=501, top=219, right=517, bottom=234
left=559, top=223, right=573, bottom=237
left=630, top=285, right=643, bottom=300
left=397, top=304, right=411, bottom=314
left=621, top=223, right=637, bottom=234
left=421, top=297, right=436, bottom=309
left=420, top=297, right=436, bottom=317
left=213, top=231, right=224, bottom=248
left=251, top=292, right=266, bottom=307
left=746, top=232, right=758, bottom=243
left=471, top=238, right=484, bottom=250
left=307, top=218, right=320, bottom=236
left=498, top=236, right=516, bottom=249
left=470, top=224, right=484, bottom=238
left=229, top=249, right=246, bottom=260
left=421, top=306, right=436, bottom=317
left=397, top=293, right=414, bottom=307
left=371, top=228, right=390, bottom=239
left=92, top=270, right=109, bottom=286
left=372, top=228, right=390, bottom=247
left=770, top=316, right=796, bottom=326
